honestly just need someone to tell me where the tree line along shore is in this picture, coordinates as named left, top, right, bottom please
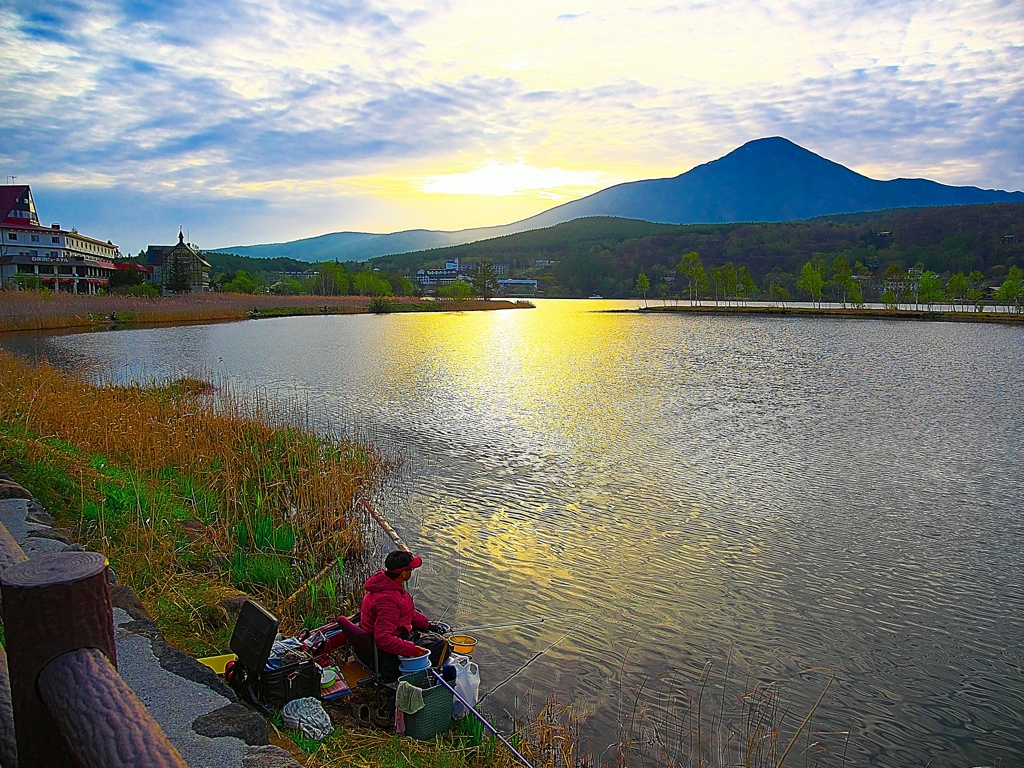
left=369, top=203, right=1024, bottom=300
left=656, top=250, right=1024, bottom=312
left=629, top=303, right=1024, bottom=324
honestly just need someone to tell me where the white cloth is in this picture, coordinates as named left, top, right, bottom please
left=281, top=697, right=333, bottom=740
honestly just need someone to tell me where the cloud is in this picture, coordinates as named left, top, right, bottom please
left=0, top=0, right=1022, bottom=248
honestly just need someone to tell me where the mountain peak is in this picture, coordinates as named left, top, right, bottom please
left=717, top=136, right=836, bottom=167
left=527, top=137, right=1023, bottom=227
left=738, top=136, right=802, bottom=150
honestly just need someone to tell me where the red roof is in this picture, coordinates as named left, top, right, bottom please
left=0, top=186, right=27, bottom=222
left=0, top=222, right=59, bottom=233
left=114, top=263, right=152, bottom=272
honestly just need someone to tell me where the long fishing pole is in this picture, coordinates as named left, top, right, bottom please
left=478, top=613, right=594, bottom=703
left=454, top=613, right=594, bottom=633
left=454, top=618, right=548, bottom=632
left=428, top=669, right=536, bottom=768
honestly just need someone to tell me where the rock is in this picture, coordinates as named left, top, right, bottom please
left=192, top=703, right=268, bottom=746
left=217, top=594, right=252, bottom=618
left=26, top=498, right=50, bottom=520
left=25, top=507, right=55, bottom=526
left=199, top=603, right=232, bottom=629
left=182, top=519, right=210, bottom=537
left=120, top=615, right=237, bottom=702
left=21, top=537, right=70, bottom=557
left=0, top=481, right=31, bottom=500
left=111, top=585, right=152, bottom=620
left=242, top=745, right=302, bottom=768
left=26, top=528, right=73, bottom=544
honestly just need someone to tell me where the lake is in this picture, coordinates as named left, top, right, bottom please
left=4, top=299, right=1022, bottom=766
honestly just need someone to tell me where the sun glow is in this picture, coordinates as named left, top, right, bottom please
left=422, top=161, right=616, bottom=198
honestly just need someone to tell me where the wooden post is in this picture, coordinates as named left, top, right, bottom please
left=0, top=521, right=28, bottom=768
left=38, top=648, right=187, bottom=768
left=1, top=552, right=114, bottom=768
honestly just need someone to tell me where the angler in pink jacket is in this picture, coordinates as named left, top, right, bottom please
left=357, top=550, right=449, bottom=681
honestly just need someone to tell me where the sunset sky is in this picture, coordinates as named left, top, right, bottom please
left=2, top=0, right=1022, bottom=254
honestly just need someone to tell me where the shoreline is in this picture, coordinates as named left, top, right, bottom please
left=616, top=304, right=1024, bottom=324
left=0, top=353, right=572, bottom=767
left=0, top=293, right=533, bottom=335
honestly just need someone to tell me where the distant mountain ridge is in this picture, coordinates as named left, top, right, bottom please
left=213, top=138, right=1024, bottom=262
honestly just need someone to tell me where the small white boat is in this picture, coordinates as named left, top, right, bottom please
left=588, top=294, right=604, bottom=299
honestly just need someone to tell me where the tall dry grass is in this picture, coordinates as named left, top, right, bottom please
left=0, top=291, right=374, bottom=332
left=0, top=292, right=530, bottom=332
left=0, top=350, right=394, bottom=645
left=612, top=662, right=844, bottom=768
left=303, top=698, right=590, bottom=768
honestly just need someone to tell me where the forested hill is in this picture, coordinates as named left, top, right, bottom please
left=370, top=217, right=680, bottom=273
left=371, top=203, right=1024, bottom=297
left=203, top=252, right=317, bottom=276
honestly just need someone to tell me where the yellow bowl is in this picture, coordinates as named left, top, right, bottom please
left=197, top=653, right=236, bottom=675
left=450, top=635, right=477, bottom=655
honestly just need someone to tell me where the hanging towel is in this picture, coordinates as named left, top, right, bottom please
left=395, top=709, right=406, bottom=734
left=395, top=681, right=426, bottom=714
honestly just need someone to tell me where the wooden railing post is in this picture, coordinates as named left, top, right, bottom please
left=1, top=551, right=115, bottom=768
left=0, top=519, right=29, bottom=768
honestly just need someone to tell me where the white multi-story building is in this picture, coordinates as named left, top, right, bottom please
left=0, top=185, right=118, bottom=293
left=415, top=257, right=477, bottom=288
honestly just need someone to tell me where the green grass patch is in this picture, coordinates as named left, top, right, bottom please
left=256, top=306, right=311, bottom=318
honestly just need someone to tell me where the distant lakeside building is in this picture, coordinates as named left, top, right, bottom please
left=145, top=230, right=211, bottom=294
left=416, top=257, right=475, bottom=288
left=0, top=185, right=118, bottom=293
left=498, top=278, right=538, bottom=296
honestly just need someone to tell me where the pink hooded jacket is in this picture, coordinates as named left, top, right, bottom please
left=360, top=570, right=430, bottom=657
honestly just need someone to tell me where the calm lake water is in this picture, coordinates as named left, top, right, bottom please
left=4, top=300, right=1023, bottom=766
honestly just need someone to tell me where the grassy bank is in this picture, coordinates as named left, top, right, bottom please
left=0, top=350, right=589, bottom=768
left=629, top=303, right=1024, bottom=324
left=0, top=350, right=395, bottom=653
left=0, top=292, right=533, bottom=333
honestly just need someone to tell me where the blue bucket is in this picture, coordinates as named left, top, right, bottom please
left=399, top=652, right=431, bottom=673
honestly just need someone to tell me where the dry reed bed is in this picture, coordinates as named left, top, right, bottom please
left=0, top=350, right=392, bottom=648
left=303, top=699, right=589, bottom=768
left=0, top=292, right=372, bottom=332
left=0, top=292, right=531, bottom=333
left=613, top=662, right=844, bottom=768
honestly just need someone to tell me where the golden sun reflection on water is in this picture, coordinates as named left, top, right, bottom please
left=379, top=302, right=746, bottom=678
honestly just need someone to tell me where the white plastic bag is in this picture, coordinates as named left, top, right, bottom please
left=281, top=697, right=334, bottom=740
left=450, top=654, right=480, bottom=719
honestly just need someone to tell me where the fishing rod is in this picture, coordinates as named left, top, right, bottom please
left=478, top=613, right=594, bottom=703
left=453, top=613, right=594, bottom=633
left=428, top=669, right=536, bottom=768
left=453, top=618, right=548, bottom=632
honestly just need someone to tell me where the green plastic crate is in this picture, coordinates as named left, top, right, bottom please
left=399, top=670, right=454, bottom=740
